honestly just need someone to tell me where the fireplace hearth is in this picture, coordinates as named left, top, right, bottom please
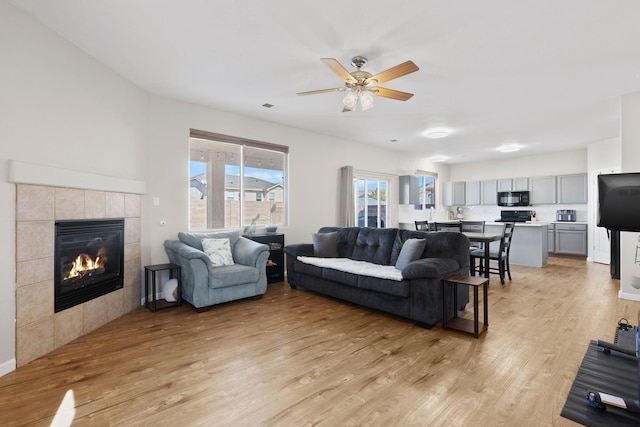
left=55, top=219, right=125, bottom=312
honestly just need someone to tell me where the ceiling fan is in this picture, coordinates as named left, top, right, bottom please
left=297, top=56, right=419, bottom=112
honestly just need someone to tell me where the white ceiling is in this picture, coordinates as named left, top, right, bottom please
left=11, top=0, right=640, bottom=163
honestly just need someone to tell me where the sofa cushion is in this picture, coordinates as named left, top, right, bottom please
left=351, top=228, right=398, bottom=265
left=322, top=267, right=359, bottom=287
left=178, top=230, right=240, bottom=251
left=357, top=276, right=410, bottom=297
left=401, top=258, right=460, bottom=280
left=208, top=264, right=259, bottom=288
left=395, top=238, right=427, bottom=270
left=312, top=232, right=339, bottom=257
left=317, top=227, right=361, bottom=258
left=202, top=238, right=235, bottom=267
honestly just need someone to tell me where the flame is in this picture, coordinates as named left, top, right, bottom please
left=67, top=248, right=107, bottom=279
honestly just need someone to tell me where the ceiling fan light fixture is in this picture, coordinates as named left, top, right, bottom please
left=360, top=92, right=374, bottom=111
left=343, top=91, right=358, bottom=109
left=423, top=128, right=451, bottom=139
left=429, top=155, right=448, bottom=162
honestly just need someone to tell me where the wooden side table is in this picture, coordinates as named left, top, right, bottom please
left=144, top=263, right=181, bottom=312
left=442, top=274, right=488, bottom=338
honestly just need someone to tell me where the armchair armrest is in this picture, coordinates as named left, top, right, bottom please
left=283, top=243, right=314, bottom=258
left=233, top=237, right=269, bottom=267
left=401, top=258, right=460, bottom=280
left=164, top=239, right=212, bottom=265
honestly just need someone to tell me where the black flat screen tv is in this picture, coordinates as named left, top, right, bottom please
left=598, top=173, right=640, bottom=232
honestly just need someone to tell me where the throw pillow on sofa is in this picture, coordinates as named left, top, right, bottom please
left=202, top=238, right=235, bottom=267
left=312, top=232, right=339, bottom=257
left=395, top=238, right=427, bottom=270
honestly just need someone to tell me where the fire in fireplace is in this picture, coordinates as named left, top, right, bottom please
left=54, top=219, right=125, bottom=312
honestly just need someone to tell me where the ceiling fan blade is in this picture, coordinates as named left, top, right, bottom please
left=321, top=58, right=357, bottom=83
left=297, top=87, right=345, bottom=96
left=372, top=87, right=414, bottom=101
left=366, top=60, right=419, bottom=85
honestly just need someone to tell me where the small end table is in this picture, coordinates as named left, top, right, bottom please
left=144, top=263, right=181, bottom=312
left=442, top=274, right=488, bottom=338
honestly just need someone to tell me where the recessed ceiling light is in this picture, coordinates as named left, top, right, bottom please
left=429, top=155, right=448, bottom=162
left=497, top=144, right=522, bottom=153
left=423, top=128, right=451, bottom=139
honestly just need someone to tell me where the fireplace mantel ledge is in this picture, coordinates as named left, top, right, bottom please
left=9, top=160, right=146, bottom=195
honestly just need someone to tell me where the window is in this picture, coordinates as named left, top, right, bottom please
left=189, top=130, right=288, bottom=230
left=418, top=174, right=436, bottom=209
left=355, top=177, right=388, bottom=228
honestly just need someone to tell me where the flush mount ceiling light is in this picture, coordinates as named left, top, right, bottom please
left=429, top=155, right=448, bottom=162
left=497, top=144, right=522, bottom=153
left=423, top=128, right=451, bottom=139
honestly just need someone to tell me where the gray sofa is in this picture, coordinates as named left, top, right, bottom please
left=164, top=230, right=270, bottom=310
left=284, top=227, right=470, bottom=328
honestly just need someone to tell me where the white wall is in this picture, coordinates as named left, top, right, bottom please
left=619, top=91, right=640, bottom=301
left=0, top=1, right=150, bottom=374
left=448, top=149, right=587, bottom=181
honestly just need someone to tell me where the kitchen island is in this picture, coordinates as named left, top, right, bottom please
left=486, top=222, right=549, bottom=267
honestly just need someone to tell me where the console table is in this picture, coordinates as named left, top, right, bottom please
left=246, top=233, right=284, bottom=283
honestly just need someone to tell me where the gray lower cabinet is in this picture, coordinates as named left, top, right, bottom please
left=555, top=223, right=587, bottom=256
left=547, top=223, right=555, bottom=253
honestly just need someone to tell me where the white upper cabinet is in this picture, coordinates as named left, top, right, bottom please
left=466, top=181, right=481, bottom=205
left=481, top=180, right=498, bottom=205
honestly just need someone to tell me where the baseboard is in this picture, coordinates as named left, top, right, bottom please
left=0, top=358, right=16, bottom=377
left=618, top=290, right=640, bottom=302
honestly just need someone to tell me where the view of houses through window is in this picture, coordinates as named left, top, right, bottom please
left=189, top=133, right=287, bottom=230
left=356, top=177, right=387, bottom=228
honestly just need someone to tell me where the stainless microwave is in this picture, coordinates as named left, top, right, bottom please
left=497, top=191, right=530, bottom=207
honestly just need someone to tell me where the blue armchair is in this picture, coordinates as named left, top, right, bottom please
left=164, top=230, right=270, bottom=311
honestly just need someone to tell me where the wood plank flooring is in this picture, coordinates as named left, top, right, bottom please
left=0, top=256, right=638, bottom=426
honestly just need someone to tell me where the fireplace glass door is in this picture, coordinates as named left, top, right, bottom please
left=55, top=219, right=125, bottom=312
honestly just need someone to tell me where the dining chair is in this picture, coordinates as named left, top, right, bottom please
left=469, top=222, right=514, bottom=284
left=414, top=220, right=429, bottom=231
left=434, top=221, right=461, bottom=232
left=461, top=220, right=485, bottom=249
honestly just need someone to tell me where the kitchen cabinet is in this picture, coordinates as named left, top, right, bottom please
left=444, top=181, right=466, bottom=206
left=466, top=181, right=481, bottom=205
left=547, top=223, right=555, bottom=253
left=557, top=173, right=588, bottom=204
left=481, top=180, right=497, bottom=205
left=513, top=178, right=529, bottom=191
left=555, top=223, right=587, bottom=256
left=498, top=179, right=512, bottom=192
left=399, top=175, right=420, bottom=205
left=530, top=176, right=556, bottom=204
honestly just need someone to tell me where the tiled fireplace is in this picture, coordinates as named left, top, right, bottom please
left=15, top=184, right=142, bottom=366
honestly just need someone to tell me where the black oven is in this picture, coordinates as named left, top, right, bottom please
left=497, top=191, right=530, bottom=207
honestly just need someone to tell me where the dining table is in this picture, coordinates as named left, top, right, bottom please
left=462, top=231, right=503, bottom=280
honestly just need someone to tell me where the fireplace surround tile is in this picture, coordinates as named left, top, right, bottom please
left=125, top=193, right=141, bottom=217
left=85, top=190, right=107, bottom=219
left=17, top=185, right=54, bottom=221
left=55, top=187, right=85, bottom=220
left=16, top=280, right=53, bottom=327
left=17, top=318, right=55, bottom=366
left=106, top=192, right=125, bottom=218
left=54, top=304, right=83, bottom=347
left=16, top=221, right=54, bottom=263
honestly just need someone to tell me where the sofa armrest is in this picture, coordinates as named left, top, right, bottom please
left=401, top=258, right=460, bottom=280
left=233, top=237, right=269, bottom=267
left=283, top=243, right=314, bottom=258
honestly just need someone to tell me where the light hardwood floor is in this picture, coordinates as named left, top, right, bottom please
left=0, top=256, right=637, bottom=426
